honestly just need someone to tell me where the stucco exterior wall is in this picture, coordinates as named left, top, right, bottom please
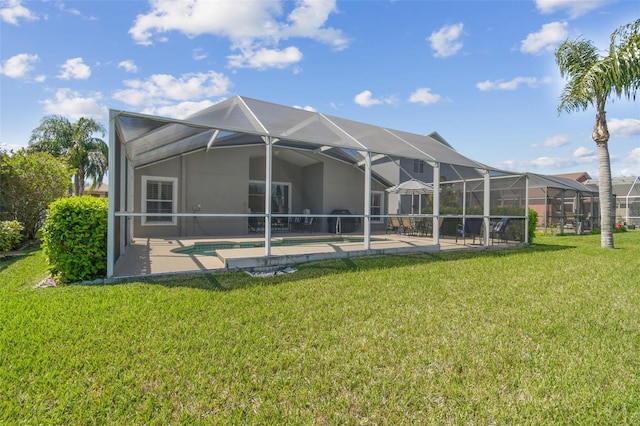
left=133, top=147, right=387, bottom=238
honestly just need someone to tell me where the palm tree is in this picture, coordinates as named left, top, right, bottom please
left=29, top=116, right=108, bottom=196
left=555, top=19, right=639, bottom=249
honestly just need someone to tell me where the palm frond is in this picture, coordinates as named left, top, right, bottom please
left=555, top=38, right=602, bottom=114
left=607, top=19, right=640, bottom=100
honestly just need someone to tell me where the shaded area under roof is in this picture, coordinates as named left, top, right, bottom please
left=113, top=95, right=493, bottom=171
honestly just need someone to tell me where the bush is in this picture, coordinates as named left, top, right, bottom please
left=528, top=208, right=538, bottom=243
left=0, top=149, right=72, bottom=239
left=42, top=196, right=108, bottom=283
left=0, top=220, right=24, bottom=254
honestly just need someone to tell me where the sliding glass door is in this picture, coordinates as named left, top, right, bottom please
left=249, top=181, right=291, bottom=229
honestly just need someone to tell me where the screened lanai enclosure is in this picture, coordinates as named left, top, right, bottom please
left=586, top=176, right=640, bottom=228
left=108, top=96, right=528, bottom=277
left=528, top=173, right=600, bottom=233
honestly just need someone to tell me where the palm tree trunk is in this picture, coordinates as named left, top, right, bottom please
left=593, top=104, right=614, bottom=249
left=74, top=169, right=85, bottom=196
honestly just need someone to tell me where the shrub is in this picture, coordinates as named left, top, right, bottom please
left=528, top=208, right=538, bottom=243
left=42, top=196, right=108, bottom=283
left=0, top=220, right=24, bottom=254
left=0, top=149, right=72, bottom=239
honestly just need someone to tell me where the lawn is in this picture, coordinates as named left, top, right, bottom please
left=1, top=233, right=639, bottom=424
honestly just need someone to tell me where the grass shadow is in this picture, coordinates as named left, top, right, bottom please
left=0, top=249, right=40, bottom=274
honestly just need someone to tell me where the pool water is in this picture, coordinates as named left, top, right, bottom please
left=172, top=236, right=382, bottom=256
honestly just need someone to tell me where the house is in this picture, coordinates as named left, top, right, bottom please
left=83, top=183, right=109, bottom=198
left=107, top=96, right=527, bottom=277
left=552, top=172, right=591, bottom=184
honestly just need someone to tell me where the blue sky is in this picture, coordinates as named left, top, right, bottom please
left=1, top=0, right=639, bottom=178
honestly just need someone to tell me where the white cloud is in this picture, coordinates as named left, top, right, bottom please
left=0, top=0, right=37, bottom=25
left=112, top=71, right=232, bottom=107
left=41, top=88, right=107, bottom=120
left=58, top=57, right=91, bottom=80
left=0, top=53, right=39, bottom=78
left=128, top=0, right=347, bottom=69
left=117, top=60, right=138, bottom=73
left=129, top=0, right=280, bottom=44
left=573, top=146, right=594, bottom=157
left=354, top=90, right=382, bottom=107
left=281, top=0, right=349, bottom=50
left=408, top=88, right=443, bottom=105
left=227, top=46, right=303, bottom=70
left=535, top=0, right=609, bottom=18
left=192, top=48, right=208, bottom=60
left=493, top=147, right=597, bottom=173
left=142, top=100, right=217, bottom=119
left=619, top=148, right=640, bottom=176
left=57, top=2, right=80, bottom=16
left=293, top=105, right=317, bottom=112
left=608, top=118, right=640, bottom=138
left=428, top=23, right=464, bottom=58
left=476, top=76, right=551, bottom=91
left=542, top=134, right=570, bottom=147
left=520, top=21, right=568, bottom=54
left=530, top=151, right=596, bottom=169
left=0, top=142, right=27, bottom=153
left=353, top=90, right=396, bottom=108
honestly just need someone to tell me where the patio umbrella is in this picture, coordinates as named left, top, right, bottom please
left=386, top=178, right=434, bottom=214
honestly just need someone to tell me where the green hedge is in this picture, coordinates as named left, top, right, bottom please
left=42, top=196, right=108, bottom=283
left=528, top=208, right=538, bottom=243
left=0, top=220, right=24, bottom=254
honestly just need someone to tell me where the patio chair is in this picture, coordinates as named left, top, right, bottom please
left=415, top=218, right=430, bottom=237
left=456, top=218, right=484, bottom=244
left=290, top=216, right=303, bottom=232
left=248, top=216, right=263, bottom=233
left=491, top=217, right=509, bottom=244
left=300, top=217, right=314, bottom=233
left=400, top=216, right=414, bottom=235
left=387, top=216, right=401, bottom=234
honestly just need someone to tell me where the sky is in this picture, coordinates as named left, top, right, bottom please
left=1, top=0, right=639, bottom=179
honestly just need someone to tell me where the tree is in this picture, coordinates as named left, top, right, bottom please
left=555, top=19, right=640, bottom=249
left=28, top=116, right=108, bottom=196
left=0, top=149, right=72, bottom=239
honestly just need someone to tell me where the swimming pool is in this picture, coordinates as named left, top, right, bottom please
left=172, top=236, right=383, bottom=256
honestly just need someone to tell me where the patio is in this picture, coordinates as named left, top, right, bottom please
left=108, top=96, right=528, bottom=278
left=112, top=230, right=523, bottom=278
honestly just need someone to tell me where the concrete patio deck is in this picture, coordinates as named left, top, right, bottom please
left=113, top=232, right=522, bottom=279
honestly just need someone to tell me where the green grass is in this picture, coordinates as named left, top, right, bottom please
left=1, top=233, right=639, bottom=424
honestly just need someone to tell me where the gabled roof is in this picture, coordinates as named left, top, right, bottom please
left=528, top=173, right=599, bottom=193
left=426, top=131, right=453, bottom=149
left=112, top=96, right=491, bottom=171
left=552, top=172, right=591, bottom=183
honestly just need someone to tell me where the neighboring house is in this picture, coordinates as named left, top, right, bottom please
left=552, top=172, right=591, bottom=184
left=377, top=131, right=484, bottom=215
left=83, top=183, right=109, bottom=198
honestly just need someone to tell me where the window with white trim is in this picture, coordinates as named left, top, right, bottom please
left=371, top=191, right=384, bottom=223
left=413, top=159, right=425, bottom=174
left=142, top=176, right=178, bottom=226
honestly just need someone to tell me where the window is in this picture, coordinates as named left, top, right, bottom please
left=371, top=191, right=384, bottom=223
left=142, top=176, right=177, bottom=226
left=249, top=181, right=291, bottom=229
left=413, top=159, right=424, bottom=174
